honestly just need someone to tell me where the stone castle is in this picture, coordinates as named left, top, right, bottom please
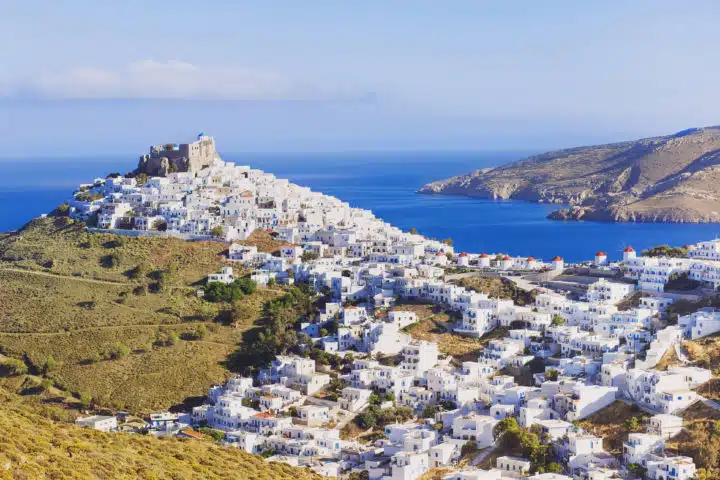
left=137, top=133, right=218, bottom=176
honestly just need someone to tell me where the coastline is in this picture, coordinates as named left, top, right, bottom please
left=417, top=189, right=720, bottom=225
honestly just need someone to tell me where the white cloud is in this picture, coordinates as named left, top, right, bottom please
left=3, top=60, right=363, bottom=101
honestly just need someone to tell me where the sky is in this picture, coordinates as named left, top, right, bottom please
left=1, top=0, right=720, bottom=156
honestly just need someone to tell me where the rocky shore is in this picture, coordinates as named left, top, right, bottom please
left=418, top=126, right=720, bottom=224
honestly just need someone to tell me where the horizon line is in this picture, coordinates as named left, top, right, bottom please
left=0, top=148, right=540, bottom=162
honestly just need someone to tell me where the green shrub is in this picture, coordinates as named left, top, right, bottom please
left=1, top=358, right=28, bottom=376
left=203, top=279, right=257, bottom=302
left=104, top=343, right=130, bottom=360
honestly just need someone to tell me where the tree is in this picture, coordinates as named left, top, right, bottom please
left=544, top=368, right=559, bottom=381
left=627, top=463, right=647, bottom=478
left=460, top=440, right=478, bottom=458
left=103, top=252, right=121, bottom=268
left=197, top=302, right=217, bottom=321
left=79, top=392, right=93, bottom=409
left=439, top=400, right=456, bottom=411
left=129, top=263, right=147, bottom=280
left=271, top=308, right=299, bottom=334
left=641, top=245, right=688, bottom=258
left=230, top=301, right=255, bottom=327
left=360, top=411, right=377, bottom=428
left=624, top=416, right=641, bottom=431
left=167, top=331, right=179, bottom=346
left=105, top=343, right=130, bottom=360
left=422, top=404, right=437, bottom=419
left=155, top=270, right=173, bottom=293
left=204, top=278, right=257, bottom=303
left=409, top=227, right=418, bottom=234
left=235, top=278, right=257, bottom=295
left=348, top=471, right=370, bottom=480
left=301, top=251, right=320, bottom=263
left=551, top=315, right=566, bottom=326
left=546, top=462, right=563, bottom=473
left=194, top=324, right=208, bottom=340
left=288, top=406, right=299, bottom=417
left=494, top=417, right=520, bottom=439
left=2, top=358, right=28, bottom=376
left=42, top=356, right=58, bottom=374
left=275, top=330, right=298, bottom=354
left=211, top=226, right=224, bottom=238
left=296, top=332, right=312, bottom=347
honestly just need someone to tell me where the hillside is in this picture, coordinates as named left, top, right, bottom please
left=0, top=217, right=285, bottom=414
left=0, top=387, right=322, bottom=480
left=419, top=126, right=720, bottom=223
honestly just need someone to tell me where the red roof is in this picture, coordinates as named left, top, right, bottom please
left=180, top=428, right=206, bottom=440
left=459, top=252, right=468, bottom=257
left=595, top=251, right=607, bottom=256
left=552, top=256, right=563, bottom=261
left=253, top=412, right=273, bottom=419
left=479, top=253, right=488, bottom=258
left=435, top=252, right=444, bottom=256
left=624, top=247, right=635, bottom=252
left=527, top=257, right=535, bottom=262
left=502, top=255, right=511, bottom=261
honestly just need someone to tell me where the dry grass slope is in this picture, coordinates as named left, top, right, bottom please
left=0, top=388, right=323, bottom=480
left=1, top=217, right=227, bottom=284
left=0, top=218, right=283, bottom=414
left=394, top=303, right=486, bottom=362
left=577, top=401, right=646, bottom=454
left=452, top=276, right=536, bottom=306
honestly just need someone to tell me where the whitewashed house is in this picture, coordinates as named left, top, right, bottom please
left=679, top=308, right=720, bottom=339
left=75, top=415, right=117, bottom=432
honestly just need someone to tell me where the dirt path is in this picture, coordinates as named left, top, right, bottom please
left=0, top=267, right=129, bottom=286
left=0, top=322, right=210, bottom=336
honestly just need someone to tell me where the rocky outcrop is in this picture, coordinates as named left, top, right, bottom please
left=137, top=154, right=191, bottom=177
left=418, top=126, right=720, bottom=223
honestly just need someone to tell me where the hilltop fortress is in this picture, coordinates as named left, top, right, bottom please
left=137, top=133, right=218, bottom=176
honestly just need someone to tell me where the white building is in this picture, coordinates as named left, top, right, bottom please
left=207, top=267, right=235, bottom=284
left=451, top=414, right=497, bottom=448
left=623, top=432, right=665, bottom=464
left=429, top=443, right=458, bottom=468
left=647, top=414, right=684, bottom=439
left=646, top=455, right=696, bottom=480
left=679, top=308, right=720, bottom=339
left=496, top=456, right=531, bottom=477
left=339, top=387, right=373, bottom=412
left=688, top=239, right=720, bottom=261
left=75, top=415, right=117, bottom=432
left=586, top=279, right=634, bottom=305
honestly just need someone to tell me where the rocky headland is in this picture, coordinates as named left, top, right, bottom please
left=418, top=126, right=720, bottom=223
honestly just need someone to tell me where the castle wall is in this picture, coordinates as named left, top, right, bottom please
left=137, top=136, right=217, bottom=176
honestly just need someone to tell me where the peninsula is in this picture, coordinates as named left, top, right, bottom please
left=418, top=126, right=720, bottom=223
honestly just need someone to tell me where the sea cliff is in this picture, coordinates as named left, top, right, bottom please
left=419, top=126, right=720, bottom=223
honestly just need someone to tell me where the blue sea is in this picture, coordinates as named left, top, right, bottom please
left=2, top=151, right=719, bottom=263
